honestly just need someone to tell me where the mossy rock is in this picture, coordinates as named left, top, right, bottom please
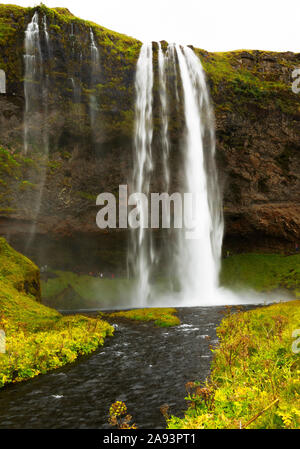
left=0, top=237, right=41, bottom=301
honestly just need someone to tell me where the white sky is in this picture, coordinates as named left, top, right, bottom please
left=2, top=0, right=300, bottom=52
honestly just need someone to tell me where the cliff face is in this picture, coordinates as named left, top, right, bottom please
left=0, top=4, right=299, bottom=249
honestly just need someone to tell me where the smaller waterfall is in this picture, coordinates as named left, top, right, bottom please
left=166, top=43, right=180, bottom=103
left=23, top=12, right=50, bottom=249
left=89, top=29, right=100, bottom=129
left=24, top=11, right=42, bottom=154
left=129, top=42, right=154, bottom=306
left=90, top=28, right=100, bottom=65
left=43, top=15, right=50, bottom=50
left=70, top=77, right=81, bottom=103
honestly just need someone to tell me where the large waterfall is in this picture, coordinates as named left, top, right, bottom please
left=175, top=45, right=223, bottom=304
left=130, top=42, right=224, bottom=306
left=128, top=42, right=154, bottom=306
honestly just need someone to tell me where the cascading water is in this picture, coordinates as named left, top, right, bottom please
left=158, top=42, right=170, bottom=191
left=166, top=43, right=180, bottom=104
left=130, top=42, right=227, bottom=306
left=175, top=45, right=223, bottom=304
left=128, top=42, right=154, bottom=306
left=24, top=12, right=50, bottom=248
left=24, top=11, right=42, bottom=155
left=89, top=29, right=100, bottom=129
left=43, top=15, right=50, bottom=53
left=69, top=26, right=81, bottom=107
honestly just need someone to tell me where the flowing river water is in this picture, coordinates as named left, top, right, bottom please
left=0, top=306, right=243, bottom=429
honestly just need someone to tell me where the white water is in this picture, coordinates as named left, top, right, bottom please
left=24, top=11, right=42, bottom=155
left=43, top=15, right=50, bottom=51
left=158, top=42, right=170, bottom=191
left=130, top=43, right=276, bottom=307
left=90, top=28, right=100, bottom=65
left=129, top=42, right=154, bottom=306
left=89, top=29, right=100, bottom=129
left=24, top=12, right=50, bottom=249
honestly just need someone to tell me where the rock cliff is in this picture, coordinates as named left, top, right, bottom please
left=0, top=4, right=299, bottom=251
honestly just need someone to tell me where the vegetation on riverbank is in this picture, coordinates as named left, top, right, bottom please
left=167, top=300, right=300, bottom=429
left=107, top=308, right=180, bottom=327
left=0, top=238, right=114, bottom=388
left=221, top=253, right=299, bottom=298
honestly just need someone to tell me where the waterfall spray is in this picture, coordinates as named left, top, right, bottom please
left=89, top=29, right=100, bottom=129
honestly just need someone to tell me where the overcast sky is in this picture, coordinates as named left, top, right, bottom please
left=2, top=0, right=300, bottom=52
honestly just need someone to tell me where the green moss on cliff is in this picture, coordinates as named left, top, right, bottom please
left=197, top=49, right=298, bottom=115
left=0, top=4, right=28, bottom=85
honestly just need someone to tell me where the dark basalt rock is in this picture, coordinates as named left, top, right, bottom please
left=0, top=4, right=299, bottom=252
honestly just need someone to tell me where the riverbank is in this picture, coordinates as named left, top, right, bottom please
left=167, top=300, right=300, bottom=429
left=0, top=238, right=114, bottom=388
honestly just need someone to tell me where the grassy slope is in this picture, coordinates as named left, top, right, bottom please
left=168, top=300, right=300, bottom=429
left=0, top=238, right=114, bottom=388
left=220, top=253, right=300, bottom=298
left=107, top=308, right=180, bottom=327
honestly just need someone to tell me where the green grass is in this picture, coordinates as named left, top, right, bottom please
left=107, top=308, right=180, bottom=327
left=0, top=238, right=114, bottom=388
left=196, top=49, right=297, bottom=115
left=220, top=253, right=299, bottom=298
left=167, top=300, right=300, bottom=429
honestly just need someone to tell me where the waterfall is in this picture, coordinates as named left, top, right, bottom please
left=166, top=43, right=179, bottom=104
left=43, top=15, right=50, bottom=52
left=158, top=42, right=170, bottom=191
left=23, top=12, right=50, bottom=248
left=24, top=11, right=42, bottom=154
left=90, top=28, right=100, bottom=66
left=130, top=42, right=225, bottom=306
left=175, top=45, right=223, bottom=304
left=89, top=29, right=100, bottom=129
left=129, top=42, right=154, bottom=306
